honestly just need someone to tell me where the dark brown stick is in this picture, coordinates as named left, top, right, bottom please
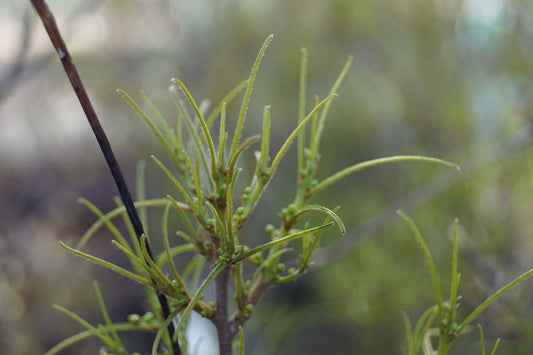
left=213, top=267, right=232, bottom=355
left=29, top=1, right=180, bottom=353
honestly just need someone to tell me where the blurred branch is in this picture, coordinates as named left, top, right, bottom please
left=0, top=0, right=104, bottom=105
left=0, top=6, right=32, bottom=102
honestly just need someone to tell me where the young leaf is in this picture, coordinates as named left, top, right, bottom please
left=52, top=304, right=115, bottom=349
left=292, top=204, right=346, bottom=235
left=457, top=267, right=533, bottom=333
left=93, top=281, right=125, bottom=350
left=44, top=322, right=157, bottom=355
left=170, top=86, right=214, bottom=189
left=309, top=56, right=352, bottom=158
left=78, top=198, right=132, bottom=253
left=236, top=222, right=334, bottom=261
left=397, top=210, right=444, bottom=325
left=60, top=242, right=152, bottom=287
left=298, top=47, right=308, bottom=173
left=311, top=156, right=460, bottom=198
left=174, top=262, right=227, bottom=341
left=171, top=78, right=217, bottom=174
left=151, top=155, right=196, bottom=210
left=229, top=34, right=274, bottom=162
left=270, top=94, right=337, bottom=176
left=152, top=307, right=183, bottom=355
left=447, top=219, right=460, bottom=327
left=77, top=198, right=187, bottom=250
left=206, top=79, right=248, bottom=127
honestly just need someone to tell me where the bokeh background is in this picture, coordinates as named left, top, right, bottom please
left=1, top=0, right=533, bottom=353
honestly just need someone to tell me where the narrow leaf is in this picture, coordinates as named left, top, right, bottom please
left=93, top=281, right=124, bottom=349
left=229, top=34, right=274, bottom=161
left=174, top=262, right=227, bottom=341
left=270, top=94, right=336, bottom=176
left=310, top=56, right=352, bottom=158
left=206, top=79, right=248, bottom=127
left=236, top=222, right=334, bottom=261
left=171, top=78, right=217, bottom=174
left=457, top=268, right=533, bottom=333
left=60, top=242, right=152, bottom=287
left=397, top=210, right=443, bottom=325
left=293, top=204, right=345, bottom=235
left=312, top=156, right=460, bottom=198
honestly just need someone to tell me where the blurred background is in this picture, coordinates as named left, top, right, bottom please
left=1, top=0, right=533, bottom=353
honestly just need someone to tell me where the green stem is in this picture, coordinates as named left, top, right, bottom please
left=437, top=337, right=451, bottom=355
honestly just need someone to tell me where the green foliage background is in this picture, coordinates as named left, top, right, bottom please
left=1, top=0, right=532, bottom=353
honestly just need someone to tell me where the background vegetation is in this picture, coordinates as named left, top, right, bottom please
left=1, top=0, right=532, bottom=353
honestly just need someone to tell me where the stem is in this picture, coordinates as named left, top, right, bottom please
left=213, top=267, right=232, bottom=355
left=29, top=1, right=180, bottom=353
left=437, top=337, right=451, bottom=355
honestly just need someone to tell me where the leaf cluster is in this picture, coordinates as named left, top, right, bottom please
left=398, top=211, right=533, bottom=355
left=50, top=36, right=458, bottom=354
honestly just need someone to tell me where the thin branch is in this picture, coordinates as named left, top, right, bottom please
left=0, top=6, right=32, bottom=101
left=29, top=1, right=180, bottom=353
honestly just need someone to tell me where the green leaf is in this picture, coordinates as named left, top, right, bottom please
left=447, top=219, right=460, bottom=327
left=151, top=155, right=196, bottom=210
left=141, top=91, right=178, bottom=147
left=171, top=78, right=217, bottom=175
left=309, top=56, right=352, bottom=158
left=479, top=324, right=486, bottom=355
left=270, top=94, right=337, bottom=176
left=117, top=89, right=177, bottom=165
left=239, top=326, right=245, bottom=355
left=298, top=47, right=308, bottom=173
left=174, top=262, right=227, bottom=341
left=156, top=244, right=197, bottom=268
left=457, top=267, right=533, bottom=333
left=206, top=79, right=248, bottom=127
left=78, top=198, right=132, bottom=253
left=170, top=86, right=215, bottom=190
left=300, top=207, right=340, bottom=268
left=228, top=135, right=261, bottom=179
left=397, top=210, right=444, bottom=326
left=52, top=304, right=115, bottom=349
left=229, top=34, right=274, bottom=162
left=183, top=254, right=205, bottom=292
left=401, top=311, right=413, bottom=354
left=311, top=156, right=460, bottom=198
left=218, top=102, right=227, bottom=170
left=138, top=234, right=181, bottom=296
left=166, top=195, right=201, bottom=246
left=490, top=339, right=501, bottom=355
left=158, top=202, right=188, bottom=292
left=236, top=222, right=334, bottom=261
left=44, top=322, right=157, bottom=355
left=60, top=242, right=152, bottom=287
left=292, top=204, right=345, bottom=235
left=111, top=240, right=162, bottom=284
left=411, top=306, right=438, bottom=355
left=152, top=306, right=183, bottom=355
left=93, top=281, right=125, bottom=349
left=255, top=105, right=271, bottom=178
left=77, top=198, right=189, bottom=250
